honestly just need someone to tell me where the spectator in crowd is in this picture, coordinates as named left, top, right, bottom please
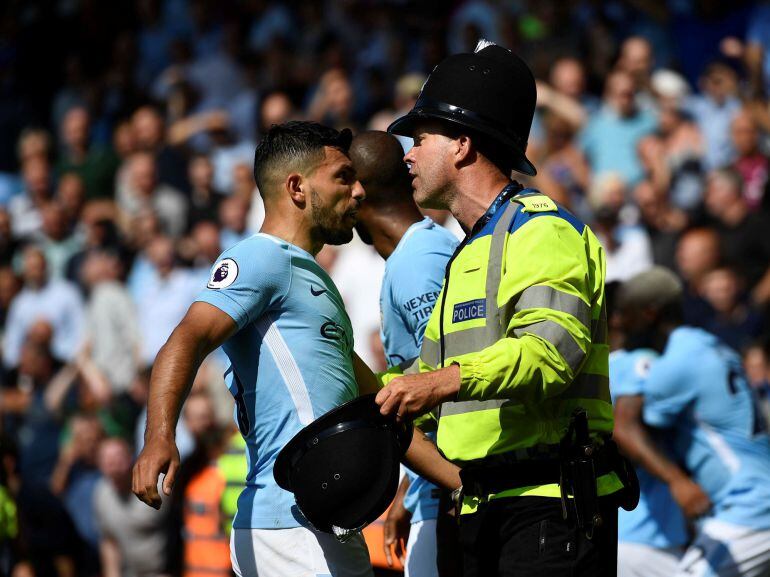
left=308, top=68, right=358, bottom=130
left=548, top=57, right=600, bottom=115
left=368, top=73, right=426, bottom=134
left=181, top=394, right=217, bottom=444
left=135, top=235, right=199, bottom=368
left=232, top=162, right=257, bottom=201
left=9, top=156, right=53, bottom=241
left=118, top=151, right=188, bottom=239
left=704, top=167, right=770, bottom=305
left=530, top=110, right=590, bottom=214
left=686, top=61, right=742, bottom=170
left=112, top=119, right=137, bottom=162
left=81, top=250, right=139, bottom=395
left=3, top=246, right=84, bottom=368
left=0, top=128, right=49, bottom=206
left=730, top=108, right=769, bottom=210
left=588, top=173, right=653, bottom=282
left=49, top=413, right=104, bottom=574
left=699, top=265, right=765, bottom=352
left=0, top=209, right=18, bottom=266
left=170, top=113, right=256, bottom=196
left=0, top=266, right=20, bottom=335
left=633, top=178, right=687, bottom=271
left=56, top=107, right=119, bottom=200
left=126, top=209, right=163, bottom=300
left=16, top=127, right=52, bottom=167
left=187, top=154, right=225, bottom=230
left=257, top=91, right=295, bottom=135
left=207, top=117, right=256, bottom=196
left=616, top=36, right=656, bottom=111
left=218, top=194, right=252, bottom=250
left=14, top=455, right=80, bottom=577
left=37, top=202, right=84, bottom=280
left=640, top=75, right=705, bottom=212
left=65, top=209, right=123, bottom=291
left=55, top=171, right=87, bottom=232
left=1, top=329, right=66, bottom=486
left=580, top=70, right=658, bottom=186
left=675, top=227, right=721, bottom=326
left=94, top=437, right=170, bottom=577
left=181, top=220, right=222, bottom=286
left=131, top=105, right=190, bottom=194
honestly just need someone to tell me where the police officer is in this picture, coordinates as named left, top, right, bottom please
left=375, top=41, right=624, bottom=576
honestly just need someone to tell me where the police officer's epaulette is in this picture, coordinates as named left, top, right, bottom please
left=511, top=191, right=558, bottom=213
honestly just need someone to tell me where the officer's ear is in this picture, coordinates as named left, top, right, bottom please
left=454, top=133, right=475, bottom=168
left=286, top=173, right=306, bottom=206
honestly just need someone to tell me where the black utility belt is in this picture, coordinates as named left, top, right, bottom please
left=457, top=409, right=640, bottom=540
left=459, top=452, right=615, bottom=498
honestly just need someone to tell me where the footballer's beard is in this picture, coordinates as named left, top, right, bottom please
left=311, top=189, right=354, bottom=247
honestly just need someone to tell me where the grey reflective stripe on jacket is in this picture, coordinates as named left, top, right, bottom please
left=419, top=197, right=607, bottom=419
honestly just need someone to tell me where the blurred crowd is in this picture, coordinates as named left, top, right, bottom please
left=2, top=0, right=770, bottom=576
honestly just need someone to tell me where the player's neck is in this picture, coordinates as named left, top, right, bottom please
left=260, top=215, right=317, bottom=255
left=370, top=205, right=425, bottom=260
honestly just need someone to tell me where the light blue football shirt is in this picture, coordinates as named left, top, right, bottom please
left=380, top=217, right=458, bottom=523
left=196, top=233, right=358, bottom=529
left=609, top=349, right=687, bottom=548
left=643, top=327, right=770, bottom=530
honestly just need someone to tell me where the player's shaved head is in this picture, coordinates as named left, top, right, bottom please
left=349, top=131, right=412, bottom=204
left=253, top=121, right=352, bottom=200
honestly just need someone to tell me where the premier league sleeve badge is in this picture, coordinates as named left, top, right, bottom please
left=207, top=258, right=239, bottom=289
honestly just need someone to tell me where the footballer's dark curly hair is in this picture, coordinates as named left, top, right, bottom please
left=253, top=121, right=353, bottom=198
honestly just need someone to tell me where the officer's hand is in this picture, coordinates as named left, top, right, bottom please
left=376, top=365, right=461, bottom=420
left=669, top=476, right=711, bottom=519
left=383, top=496, right=411, bottom=567
left=132, top=434, right=180, bottom=509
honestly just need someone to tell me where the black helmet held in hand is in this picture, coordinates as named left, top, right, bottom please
left=273, top=394, right=413, bottom=537
left=388, top=40, right=537, bottom=176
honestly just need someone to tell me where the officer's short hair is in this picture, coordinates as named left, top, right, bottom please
left=253, top=121, right=353, bottom=198
left=440, top=122, right=513, bottom=176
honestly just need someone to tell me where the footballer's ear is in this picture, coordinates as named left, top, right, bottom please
left=286, top=173, right=305, bottom=205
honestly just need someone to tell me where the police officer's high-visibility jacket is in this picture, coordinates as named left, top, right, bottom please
left=417, top=184, right=620, bottom=506
left=217, top=432, right=247, bottom=536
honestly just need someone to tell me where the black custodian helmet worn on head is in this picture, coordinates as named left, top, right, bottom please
left=273, top=394, right=413, bottom=539
left=388, top=40, right=537, bottom=176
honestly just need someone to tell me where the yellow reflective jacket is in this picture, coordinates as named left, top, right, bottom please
left=417, top=185, right=618, bottom=505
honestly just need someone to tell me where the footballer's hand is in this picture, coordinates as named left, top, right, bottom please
left=670, top=476, right=711, bottom=519
left=376, top=365, right=461, bottom=420
left=132, top=434, right=180, bottom=509
left=383, top=496, right=411, bottom=567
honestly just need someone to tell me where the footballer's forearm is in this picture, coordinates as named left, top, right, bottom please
left=145, top=327, right=207, bottom=440
left=404, top=427, right=461, bottom=490
left=613, top=395, right=690, bottom=485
